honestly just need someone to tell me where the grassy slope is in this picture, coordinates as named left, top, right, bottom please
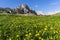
left=0, top=13, right=60, bottom=40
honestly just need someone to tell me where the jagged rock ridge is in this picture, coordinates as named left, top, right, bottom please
left=0, top=4, right=37, bottom=15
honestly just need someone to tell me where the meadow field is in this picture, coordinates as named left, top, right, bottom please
left=0, top=13, right=60, bottom=40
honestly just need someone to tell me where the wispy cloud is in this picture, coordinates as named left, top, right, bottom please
left=47, top=11, right=60, bottom=15
left=49, top=0, right=60, bottom=5
left=50, top=2, right=58, bottom=5
left=36, top=11, right=45, bottom=15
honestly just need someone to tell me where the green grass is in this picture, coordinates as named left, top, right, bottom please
left=0, top=13, right=60, bottom=40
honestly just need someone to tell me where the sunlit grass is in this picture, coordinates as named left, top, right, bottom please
left=0, top=13, right=60, bottom=40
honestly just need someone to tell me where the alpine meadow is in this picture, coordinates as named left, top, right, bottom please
left=0, top=0, right=60, bottom=40
left=0, top=13, right=60, bottom=40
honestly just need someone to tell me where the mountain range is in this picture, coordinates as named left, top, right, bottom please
left=0, top=4, right=37, bottom=15
left=0, top=4, right=60, bottom=16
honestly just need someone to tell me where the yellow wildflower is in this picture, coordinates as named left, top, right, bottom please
left=54, top=31, right=55, bottom=33
left=50, top=36, right=53, bottom=39
left=26, top=31, right=28, bottom=33
left=41, top=38, right=44, bottom=40
left=39, top=30, right=41, bottom=33
left=59, top=30, right=60, bottom=33
left=55, top=30, right=58, bottom=33
left=39, top=37, right=41, bottom=39
left=9, top=38, right=12, bottom=40
left=29, top=33, right=32, bottom=35
left=25, top=34, right=29, bottom=37
left=45, top=26, right=48, bottom=28
left=36, top=30, right=38, bottom=33
left=24, top=38, right=26, bottom=40
left=35, top=33, right=40, bottom=37
left=16, top=35, right=19, bottom=38
left=44, top=28, right=47, bottom=30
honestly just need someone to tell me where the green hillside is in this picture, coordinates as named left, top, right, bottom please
left=0, top=13, right=60, bottom=40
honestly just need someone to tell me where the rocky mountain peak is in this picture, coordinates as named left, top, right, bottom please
left=0, top=4, right=37, bottom=15
left=19, top=4, right=28, bottom=8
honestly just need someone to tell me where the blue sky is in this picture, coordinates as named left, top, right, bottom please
left=0, top=0, right=60, bottom=14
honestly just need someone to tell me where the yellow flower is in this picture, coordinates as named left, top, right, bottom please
left=55, top=30, right=58, bottom=33
left=44, top=28, right=47, bottom=30
left=49, top=36, right=53, bottom=39
left=39, top=37, right=41, bottom=39
left=54, top=31, right=55, bottom=33
left=7, top=36, right=9, bottom=37
left=29, top=33, right=32, bottom=35
left=36, top=30, right=38, bottom=33
left=24, top=38, right=26, bottom=40
left=41, top=38, right=44, bottom=40
left=16, top=35, right=19, bottom=38
left=44, top=26, right=48, bottom=30
left=59, top=30, right=60, bottom=33
left=35, top=33, right=40, bottom=37
left=9, top=38, right=12, bottom=40
left=25, top=34, right=29, bottom=37
left=26, top=31, right=28, bottom=33
left=45, top=26, right=48, bottom=28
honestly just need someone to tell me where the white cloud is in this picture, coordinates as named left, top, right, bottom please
left=36, top=11, right=45, bottom=15
left=47, top=12, right=56, bottom=15
left=50, top=2, right=58, bottom=5
left=47, top=11, right=60, bottom=15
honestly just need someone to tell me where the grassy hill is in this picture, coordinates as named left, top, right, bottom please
left=0, top=13, right=60, bottom=40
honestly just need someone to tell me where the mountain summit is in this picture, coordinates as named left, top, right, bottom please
left=0, top=4, right=37, bottom=15
left=13, top=4, right=37, bottom=15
